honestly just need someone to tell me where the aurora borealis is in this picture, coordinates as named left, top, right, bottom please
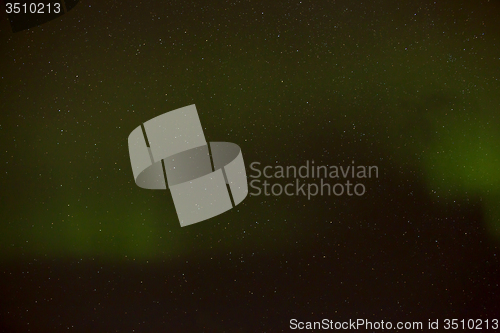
left=1, top=0, right=499, bottom=331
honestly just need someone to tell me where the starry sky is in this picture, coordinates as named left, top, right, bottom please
left=1, top=0, right=500, bottom=331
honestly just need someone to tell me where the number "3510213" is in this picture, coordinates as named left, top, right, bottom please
left=5, top=2, right=61, bottom=14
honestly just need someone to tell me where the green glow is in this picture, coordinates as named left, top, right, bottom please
left=422, top=117, right=500, bottom=236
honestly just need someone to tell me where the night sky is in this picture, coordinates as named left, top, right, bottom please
left=1, top=0, right=500, bottom=331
